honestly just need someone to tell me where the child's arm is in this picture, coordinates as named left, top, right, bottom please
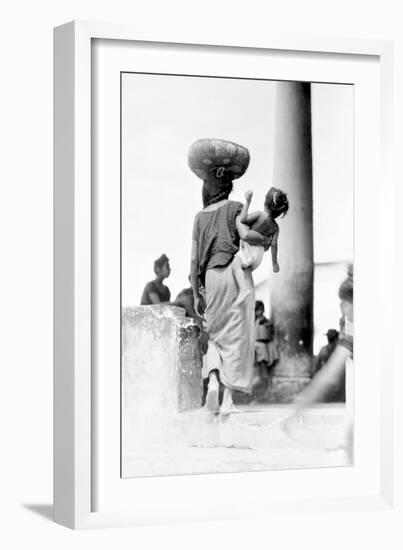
left=239, top=190, right=265, bottom=226
left=238, top=190, right=251, bottom=223
left=238, top=190, right=254, bottom=224
left=238, top=190, right=269, bottom=241
left=271, top=228, right=280, bottom=272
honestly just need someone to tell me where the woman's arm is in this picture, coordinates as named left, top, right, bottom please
left=190, top=238, right=204, bottom=317
left=190, top=239, right=199, bottom=297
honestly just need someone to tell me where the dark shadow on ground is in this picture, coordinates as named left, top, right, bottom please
left=23, top=504, right=53, bottom=522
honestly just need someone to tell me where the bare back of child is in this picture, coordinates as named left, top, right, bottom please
left=236, top=188, right=289, bottom=273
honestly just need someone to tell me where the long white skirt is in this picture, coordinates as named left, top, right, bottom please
left=204, top=259, right=255, bottom=393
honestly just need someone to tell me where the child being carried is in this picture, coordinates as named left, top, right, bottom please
left=237, top=187, right=289, bottom=273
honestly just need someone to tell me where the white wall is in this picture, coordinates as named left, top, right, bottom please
left=1, top=1, right=402, bottom=549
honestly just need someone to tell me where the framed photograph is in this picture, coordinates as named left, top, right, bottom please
left=54, top=21, right=395, bottom=529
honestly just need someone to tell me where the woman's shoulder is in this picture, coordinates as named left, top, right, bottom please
left=196, top=200, right=242, bottom=220
left=225, top=200, right=243, bottom=216
left=223, top=201, right=243, bottom=232
left=227, top=199, right=243, bottom=209
left=193, top=210, right=205, bottom=225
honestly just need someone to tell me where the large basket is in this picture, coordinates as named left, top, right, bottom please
left=188, top=138, right=250, bottom=181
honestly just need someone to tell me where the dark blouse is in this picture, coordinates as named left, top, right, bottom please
left=140, top=280, right=171, bottom=305
left=192, top=200, right=243, bottom=282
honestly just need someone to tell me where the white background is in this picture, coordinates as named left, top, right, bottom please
left=0, top=1, right=402, bottom=548
left=121, top=75, right=353, bottom=305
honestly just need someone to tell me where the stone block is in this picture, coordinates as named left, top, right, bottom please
left=122, top=304, right=203, bottom=414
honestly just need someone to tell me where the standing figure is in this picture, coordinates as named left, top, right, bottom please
left=252, top=301, right=278, bottom=402
left=188, top=139, right=271, bottom=415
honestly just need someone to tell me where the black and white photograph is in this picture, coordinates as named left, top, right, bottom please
left=2, top=0, right=399, bottom=542
left=120, top=72, right=354, bottom=478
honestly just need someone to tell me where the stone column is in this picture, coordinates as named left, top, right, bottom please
left=267, top=82, right=314, bottom=403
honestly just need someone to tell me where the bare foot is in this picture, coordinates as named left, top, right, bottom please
left=220, top=387, right=236, bottom=417
left=204, top=372, right=220, bottom=413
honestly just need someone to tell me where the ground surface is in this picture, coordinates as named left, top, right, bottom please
left=122, top=404, right=351, bottom=478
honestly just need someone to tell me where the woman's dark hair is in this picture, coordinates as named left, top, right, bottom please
left=202, top=167, right=234, bottom=207
left=264, top=187, right=289, bottom=219
left=338, top=264, right=353, bottom=303
left=255, top=300, right=265, bottom=312
left=154, top=254, right=169, bottom=274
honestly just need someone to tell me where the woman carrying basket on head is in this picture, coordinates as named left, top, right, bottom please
left=189, top=139, right=272, bottom=415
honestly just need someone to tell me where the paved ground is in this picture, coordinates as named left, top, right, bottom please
left=122, top=404, right=351, bottom=478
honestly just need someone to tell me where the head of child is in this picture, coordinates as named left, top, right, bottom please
left=255, top=300, right=265, bottom=320
left=338, top=265, right=353, bottom=322
left=154, top=254, right=171, bottom=281
left=264, top=187, right=289, bottom=219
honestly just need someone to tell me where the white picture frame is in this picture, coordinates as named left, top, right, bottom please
left=54, top=20, right=395, bottom=529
